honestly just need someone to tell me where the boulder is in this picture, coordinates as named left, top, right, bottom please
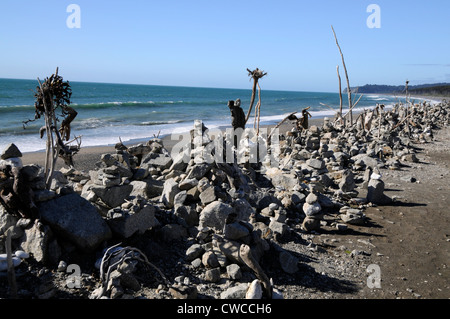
left=1, top=143, right=22, bottom=160
left=91, top=184, right=133, bottom=208
left=38, top=193, right=112, bottom=251
left=107, top=204, right=159, bottom=238
left=199, top=201, right=233, bottom=231
left=160, top=178, right=180, bottom=208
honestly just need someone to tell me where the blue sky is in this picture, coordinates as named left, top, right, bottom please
left=0, top=0, right=449, bottom=92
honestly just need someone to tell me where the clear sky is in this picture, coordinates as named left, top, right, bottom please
left=1, top=0, right=449, bottom=92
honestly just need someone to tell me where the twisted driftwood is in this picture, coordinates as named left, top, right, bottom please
left=239, top=244, right=272, bottom=299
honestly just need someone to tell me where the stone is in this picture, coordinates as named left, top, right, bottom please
left=91, top=184, right=133, bottom=208
left=19, top=220, right=52, bottom=263
left=204, top=267, right=221, bottom=282
left=339, top=170, right=356, bottom=192
left=199, top=201, right=233, bottom=231
left=202, top=251, right=220, bottom=268
left=178, top=178, right=198, bottom=190
left=246, top=279, right=263, bottom=299
left=37, top=193, right=112, bottom=251
left=224, top=221, right=250, bottom=240
left=306, top=158, right=325, bottom=170
left=187, top=163, right=212, bottom=180
left=107, top=204, right=159, bottom=238
left=340, top=208, right=366, bottom=225
left=185, top=244, right=205, bottom=261
left=270, top=173, right=299, bottom=190
left=367, top=179, right=391, bottom=205
left=269, top=219, right=289, bottom=237
left=1, top=143, right=22, bottom=159
left=279, top=250, right=299, bottom=274
left=199, top=186, right=216, bottom=205
left=169, top=284, right=198, bottom=299
left=141, top=153, right=173, bottom=170
left=226, top=264, right=242, bottom=280
left=220, top=283, right=248, bottom=299
left=160, top=178, right=180, bottom=208
left=301, top=216, right=321, bottom=231
left=305, top=192, right=318, bottom=204
left=303, top=202, right=322, bottom=216
left=291, top=191, right=306, bottom=205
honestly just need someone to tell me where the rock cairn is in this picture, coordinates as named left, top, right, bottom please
left=0, top=99, right=448, bottom=299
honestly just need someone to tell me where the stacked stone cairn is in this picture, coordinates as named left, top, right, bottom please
left=0, top=99, right=448, bottom=299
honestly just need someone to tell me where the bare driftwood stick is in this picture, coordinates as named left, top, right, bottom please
left=239, top=244, right=272, bottom=298
left=337, top=65, right=343, bottom=116
left=331, top=26, right=353, bottom=126
left=268, top=111, right=297, bottom=142
left=245, top=68, right=267, bottom=124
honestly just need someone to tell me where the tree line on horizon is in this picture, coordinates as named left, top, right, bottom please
left=345, top=83, right=450, bottom=96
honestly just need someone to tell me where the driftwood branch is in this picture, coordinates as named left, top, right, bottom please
left=245, top=68, right=267, bottom=124
left=239, top=244, right=272, bottom=298
left=332, top=26, right=353, bottom=126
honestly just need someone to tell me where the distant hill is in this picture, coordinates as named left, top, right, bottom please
left=344, top=83, right=450, bottom=96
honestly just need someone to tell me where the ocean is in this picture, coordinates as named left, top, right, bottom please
left=0, top=78, right=432, bottom=153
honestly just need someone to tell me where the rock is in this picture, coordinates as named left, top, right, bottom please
left=185, top=244, right=205, bottom=262
left=339, top=169, right=356, bottom=192
left=1, top=143, right=22, bottom=159
left=301, top=216, right=321, bottom=231
left=178, top=178, right=198, bottom=190
left=220, top=283, right=248, bottom=299
left=202, top=251, right=220, bottom=268
left=107, top=204, right=159, bottom=238
left=366, top=179, right=391, bottom=205
left=306, top=158, right=325, bottom=170
left=129, top=180, right=164, bottom=199
left=270, top=173, right=299, bottom=190
left=91, top=184, right=133, bottom=208
left=18, top=220, right=53, bottom=263
left=141, top=153, right=173, bottom=170
left=38, top=193, right=112, bottom=251
left=305, top=192, right=318, bottom=204
left=187, top=163, right=212, bottom=180
left=279, top=250, right=299, bottom=274
left=226, top=264, right=242, bottom=280
left=246, top=279, right=263, bottom=299
left=340, top=207, right=366, bottom=225
left=224, top=221, right=250, bottom=240
left=302, top=202, right=322, bottom=216
left=269, top=219, right=289, bottom=237
left=402, top=153, right=419, bottom=163
left=199, top=186, right=216, bottom=205
left=160, top=178, right=180, bottom=208
left=204, top=267, right=221, bottom=282
left=199, top=201, right=233, bottom=231
left=169, top=284, right=198, bottom=299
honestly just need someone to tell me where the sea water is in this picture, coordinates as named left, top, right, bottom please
left=0, top=78, right=428, bottom=153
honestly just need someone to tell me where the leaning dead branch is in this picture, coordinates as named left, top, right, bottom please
left=331, top=25, right=353, bottom=126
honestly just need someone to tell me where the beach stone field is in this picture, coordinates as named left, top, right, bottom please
left=0, top=99, right=449, bottom=300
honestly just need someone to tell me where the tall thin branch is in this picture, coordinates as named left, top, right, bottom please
left=331, top=25, right=353, bottom=126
